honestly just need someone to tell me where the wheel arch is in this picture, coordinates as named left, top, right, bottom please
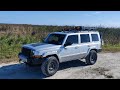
left=45, top=54, right=60, bottom=62
left=90, top=49, right=97, bottom=52
left=86, top=48, right=97, bottom=57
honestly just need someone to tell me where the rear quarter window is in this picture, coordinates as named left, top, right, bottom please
left=91, top=34, right=99, bottom=41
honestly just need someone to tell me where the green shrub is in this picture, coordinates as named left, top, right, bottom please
left=0, top=24, right=120, bottom=60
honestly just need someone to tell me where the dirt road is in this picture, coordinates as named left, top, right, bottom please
left=0, top=52, right=120, bottom=79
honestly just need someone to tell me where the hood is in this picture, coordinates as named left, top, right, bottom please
left=22, top=42, right=61, bottom=51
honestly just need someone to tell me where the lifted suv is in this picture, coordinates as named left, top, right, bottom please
left=18, top=27, right=102, bottom=76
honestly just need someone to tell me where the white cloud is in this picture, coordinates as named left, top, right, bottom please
left=84, top=11, right=102, bottom=17
left=94, top=11, right=102, bottom=14
left=84, top=14, right=92, bottom=16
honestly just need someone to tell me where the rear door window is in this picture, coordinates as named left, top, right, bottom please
left=80, top=34, right=90, bottom=43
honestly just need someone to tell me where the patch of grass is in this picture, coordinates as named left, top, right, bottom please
left=0, top=35, right=42, bottom=61
left=102, top=44, right=120, bottom=52
left=0, top=24, right=120, bottom=63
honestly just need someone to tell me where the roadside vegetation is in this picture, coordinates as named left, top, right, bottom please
left=0, top=24, right=120, bottom=63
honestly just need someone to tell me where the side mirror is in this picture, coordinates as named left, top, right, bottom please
left=64, top=42, right=72, bottom=47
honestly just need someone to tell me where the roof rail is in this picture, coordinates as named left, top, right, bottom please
left=61, top=26, right=97, bottom=33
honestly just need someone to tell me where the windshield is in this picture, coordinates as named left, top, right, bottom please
left=44, top=34, right=66, bottom=45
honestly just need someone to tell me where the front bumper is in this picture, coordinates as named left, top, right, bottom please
left=18, top=53, right=27, bottom=62
left=18, top=53, right=44, bottom=65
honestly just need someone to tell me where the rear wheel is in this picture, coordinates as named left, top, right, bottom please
left=41, top=56, right=59, bottom=77
left=85, top=50, right=97, bottom=65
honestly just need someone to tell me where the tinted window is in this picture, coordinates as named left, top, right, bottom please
left=65, top=35, right=78, bottom=44
left=80, top=34, right=90, bottom=43
left=91, top=34, right=99, bottom=41
left=44, top=34, right=66, bottom=45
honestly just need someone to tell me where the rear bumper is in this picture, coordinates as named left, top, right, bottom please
left=18, top=53, right=44, bottom=65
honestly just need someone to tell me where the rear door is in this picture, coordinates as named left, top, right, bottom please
left=79, top=34, right=91, bottom=58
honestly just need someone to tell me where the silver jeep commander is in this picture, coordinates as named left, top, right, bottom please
left=18, top=27, right=102, bottom=76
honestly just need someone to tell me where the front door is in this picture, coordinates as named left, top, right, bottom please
left=59, top=34, right=80, bottom=62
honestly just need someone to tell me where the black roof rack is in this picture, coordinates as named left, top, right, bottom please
left=60, top=26, right=97, bottom=33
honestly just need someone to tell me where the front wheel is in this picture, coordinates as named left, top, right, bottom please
left=85, top=50, right=97, bottom=65
left=41, top=56, right=59, bottom=77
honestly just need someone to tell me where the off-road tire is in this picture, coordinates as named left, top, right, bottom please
left=41, top=56, right=59, bottom=77
left=85, top=50, right=97, bottom=65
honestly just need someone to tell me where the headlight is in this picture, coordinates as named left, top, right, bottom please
left=31, top=50, right=34, bottom=55
left=32, top=51, right=43, bottom=58
left=33, top=51, right=39, bottom=55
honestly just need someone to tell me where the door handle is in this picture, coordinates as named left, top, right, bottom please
left=88, top=45, right=91, bottom=47
left=75, top=46, right=79, bottom=49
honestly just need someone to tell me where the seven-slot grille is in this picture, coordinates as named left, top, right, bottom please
left=21, top=47, right=33, bottom=57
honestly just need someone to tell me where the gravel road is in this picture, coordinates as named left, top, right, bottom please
left=0, top=52, right=120, bottom=79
